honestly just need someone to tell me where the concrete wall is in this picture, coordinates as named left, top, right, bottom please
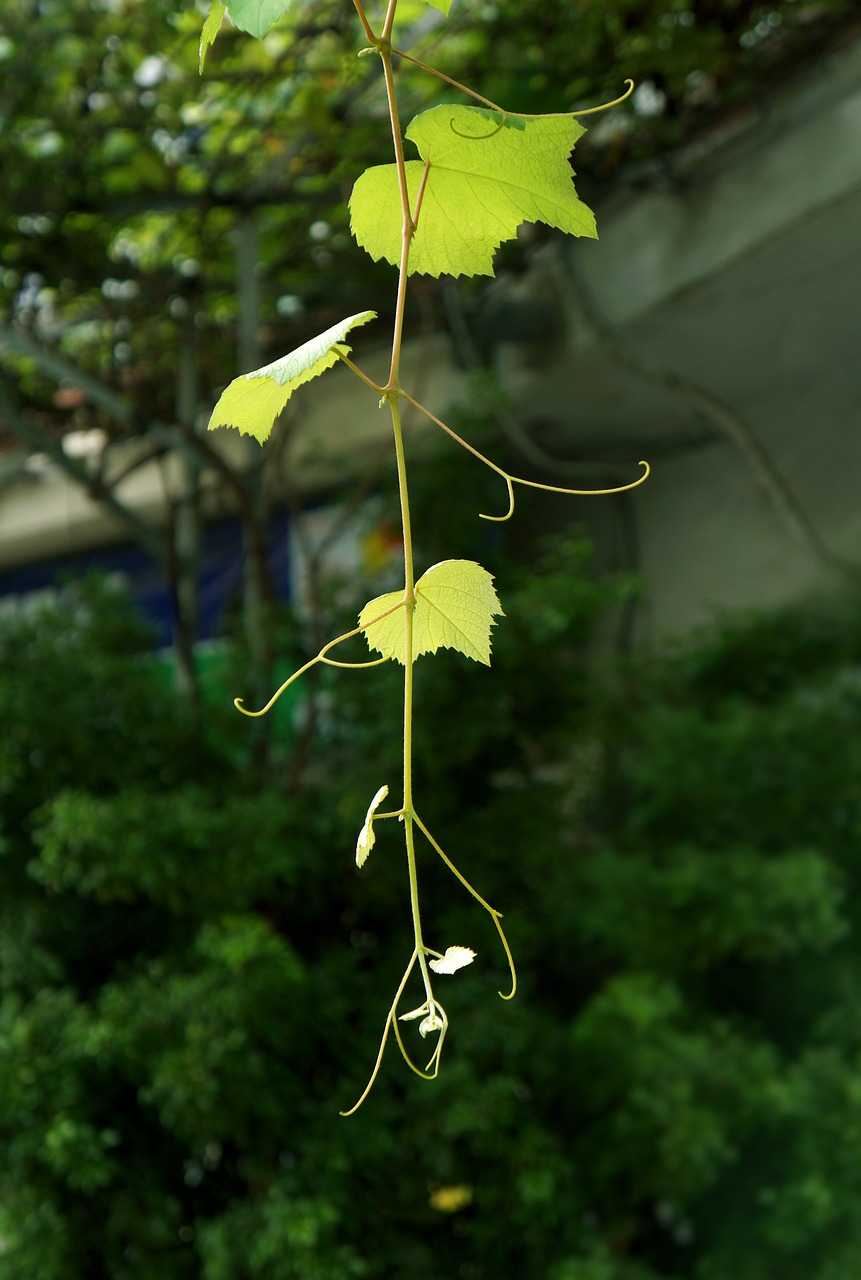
left=491, top=30, right=861, bottom=639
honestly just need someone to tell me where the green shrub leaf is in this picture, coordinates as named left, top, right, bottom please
left=350, top=106, right=596, bottom=277
left=223, top=0, right=295, bottom=39
left=207, top=310, right=376, bottom=443
left=199, top=0, right=227, bottom=71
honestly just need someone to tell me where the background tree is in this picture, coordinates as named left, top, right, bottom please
left=2, top=456, right=861, bottom=1275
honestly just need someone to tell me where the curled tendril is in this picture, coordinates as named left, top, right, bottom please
left=447, top=80, right=635, bottom=142
left=450, top=111, right=507, bottom=142
left=495, top=460, right=651, bottom=522
left=387, top=43, right=635, bottom=129
left=320, top=655, right=388, bottom=671
left=414, top=813, right=516, bottom=1001
left=340, top=950, right=420, bottom=1117
left=334, top=365, right=650, bottom=525
left=393, top=999, right=448, bottom=1077
left=483, top=473, right=515, bottom=523
left=340, top=947, right=450, bottom=1114
left=397, top=389, right=650, bottom=526
left=233, top=600, right=404, bottom=718
left=569, top=78, right=635, bottom=118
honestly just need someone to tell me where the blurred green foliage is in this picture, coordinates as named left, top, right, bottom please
left=3, top=527, right=861, bottom=1276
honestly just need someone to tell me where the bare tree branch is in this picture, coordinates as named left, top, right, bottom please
left=0, top=372, right=165, bottom=564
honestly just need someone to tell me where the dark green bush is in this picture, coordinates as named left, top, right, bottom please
left=2, top=565, right=861, bottom=1279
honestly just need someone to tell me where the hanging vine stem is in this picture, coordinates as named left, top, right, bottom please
left=340, top=0, right=455, bottom=1111
left=336, top=1, right=643, bottom=1111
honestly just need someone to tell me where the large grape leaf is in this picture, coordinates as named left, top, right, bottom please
left=207, top=310, right=376, bottom=444
left=359, top=560, right=503, bottom=665
left=350, top=106, right=596, bottom=278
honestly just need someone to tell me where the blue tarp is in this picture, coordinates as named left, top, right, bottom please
left=0, top=510, right=292, bottom=646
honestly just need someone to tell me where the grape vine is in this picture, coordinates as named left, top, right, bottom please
left=203, top=0, right=648, bottom=1113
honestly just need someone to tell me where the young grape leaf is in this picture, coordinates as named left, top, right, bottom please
left=207, top=310, right=376, bottom=444
left=350, top=106, right=595, bottom=278
left=359, top=560, right=503, bottom=665
left=224, top=0, right=295, bottom=38
left=356, top=784, right=389, bottom=869
left=200, top=0, right=227, bottom=72
left=399, top=1004, right=445, bottom=1037
left=429, top=946, right=476, bottom=975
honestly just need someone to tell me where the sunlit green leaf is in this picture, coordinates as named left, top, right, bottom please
left=350, top=106, right=595, bottom=278
left=207, top=310, right=376, bottom=443
left=359, top=559, right=503, bottom=665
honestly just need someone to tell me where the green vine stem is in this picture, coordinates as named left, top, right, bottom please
left=370, top=3, right=450, bottom=1106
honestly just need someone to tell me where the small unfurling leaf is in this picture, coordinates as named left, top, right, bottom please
left=355, top=784, right=389, bottom=868
left=429, top=946, right=476, bottom=975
